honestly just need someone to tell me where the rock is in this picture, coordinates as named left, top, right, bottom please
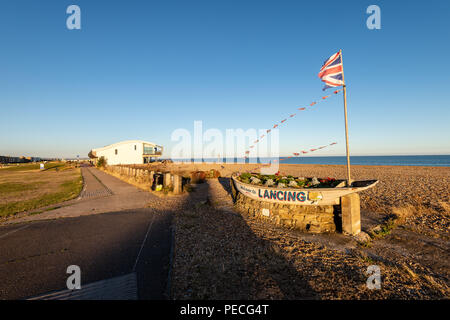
left=369, top=225, right=382, bottom=234
left=353, top=231, right=371, bottom=243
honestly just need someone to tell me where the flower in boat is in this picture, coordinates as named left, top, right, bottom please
left=288, top=180, right=298, bottom=188
left=264, top=179, right=274, bottom=187
left=278, top=182, right=286, bottom=188
left=250, top=177, right=261, bottom=185
left=311, top=177, right=320, bottom=186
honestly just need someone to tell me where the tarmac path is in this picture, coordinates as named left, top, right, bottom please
left=0, top=166, right=174, bottom=299
left=3, top=166, right=161, bottom=224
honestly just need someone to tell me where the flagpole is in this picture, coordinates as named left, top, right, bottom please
left=340, top=49, right=352, bottom=186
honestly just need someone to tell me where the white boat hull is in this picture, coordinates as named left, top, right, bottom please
left=231, top=174, right=378, bottom=206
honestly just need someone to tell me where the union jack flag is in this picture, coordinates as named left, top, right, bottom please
left=318, top=50, right=344, bottom=90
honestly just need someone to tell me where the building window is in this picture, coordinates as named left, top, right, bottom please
left=115, top=149, right=118, bottom=155
left=143, top=144, right=155, bottom=155
left=134, top=145, right=136, bottom=150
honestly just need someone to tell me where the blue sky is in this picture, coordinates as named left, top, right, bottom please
left=0, top=0, right=449, bottom=158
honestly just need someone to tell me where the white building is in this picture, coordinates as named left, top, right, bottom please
left=89, top=140, right=163, bottom=165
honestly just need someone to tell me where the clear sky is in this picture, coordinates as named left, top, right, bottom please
left=1, top=0, right=449, bottom=158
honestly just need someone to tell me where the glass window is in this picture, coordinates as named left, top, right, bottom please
left=115, top=149, right=118, bottom=155
left=143, top=144, right=154, bottom=154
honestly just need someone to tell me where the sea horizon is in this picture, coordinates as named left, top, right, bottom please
left=169, top=155, right=450, bottom=167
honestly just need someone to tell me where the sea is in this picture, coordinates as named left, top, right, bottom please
left=172, top=155, right=450, bottom=167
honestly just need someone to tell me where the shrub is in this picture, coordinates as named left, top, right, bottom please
left=190, top=171, right=206, bottom=184
left=97, top=156, right=107, bottom=168
left=206, top=169, right=221, bottom=179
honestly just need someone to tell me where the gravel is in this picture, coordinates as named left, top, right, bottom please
left=132, top=163, right=450, bottom=299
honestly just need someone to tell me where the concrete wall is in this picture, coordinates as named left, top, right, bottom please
left=95, top=142, right=144, bottom=165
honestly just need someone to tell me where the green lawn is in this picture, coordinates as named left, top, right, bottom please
left=0, top=167, right=83, bottom=217
left=1, top=162, right=65, bottom=172
left=0, top=181, right=45, bottom=193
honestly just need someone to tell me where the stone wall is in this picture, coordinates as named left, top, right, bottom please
left=234, top=192, right=337, bottom=233
left=103, top=165, right=184, bottom=194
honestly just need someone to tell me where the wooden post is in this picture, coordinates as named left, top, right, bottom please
left=173, top=175, right=182, bottom=194
left=340, top=50, right=352, bottom=187
left=341, top=193, right=361, bottom=235
left=164, top=172, right=171, bottom=187
left=149, top=171, right=154, bottom=189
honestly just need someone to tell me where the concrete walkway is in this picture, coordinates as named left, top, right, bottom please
left=0, top=208, right=173, bottom=299
left=79, top=166, right=113, bottom=199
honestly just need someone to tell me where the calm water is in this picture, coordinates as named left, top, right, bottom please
left=173, top=155, right=450, bottom=167
left=273, top=155, right=450, bottom=167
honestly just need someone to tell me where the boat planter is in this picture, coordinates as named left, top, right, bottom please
left=231, top=173, right=378, bottom=234
left=231, top=173, right=378, bottom=206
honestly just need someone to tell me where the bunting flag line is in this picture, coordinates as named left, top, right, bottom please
left=243, top=89, right=342, bottom=158
left=247, top=142, right=338, bottom=172
left=272, top=142, right=338, bottom=163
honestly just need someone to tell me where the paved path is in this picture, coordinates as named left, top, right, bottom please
left=79, top=167, right=113, bottom=199
left=3, top=167, right=161, bottom=225
left=0, top=167, right=175, bottom=300
left=206, top=178, right=235, bottom=213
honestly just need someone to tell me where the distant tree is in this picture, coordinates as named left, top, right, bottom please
left=97, top=156, right=107, bottom=168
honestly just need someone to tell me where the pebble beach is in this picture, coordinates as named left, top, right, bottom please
left=146, top=162, right=450, bottom=215
left=136, top=162, right=450, bottom=299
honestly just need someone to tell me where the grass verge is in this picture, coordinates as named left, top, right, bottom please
left=0, top=171, right=83, bottom=217
left=0, top=181, right=45, bottom=193
left=0, top=162, right=65, bottom=172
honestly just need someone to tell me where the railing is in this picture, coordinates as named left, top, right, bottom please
left=143, top=151, right=162, bottom=156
